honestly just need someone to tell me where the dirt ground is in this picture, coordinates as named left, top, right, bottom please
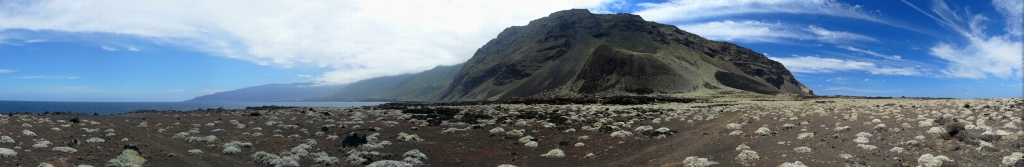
left=0, top=97, right=1021, bottom=167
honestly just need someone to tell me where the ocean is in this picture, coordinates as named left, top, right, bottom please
left=0, top=101, right=386, bottom=115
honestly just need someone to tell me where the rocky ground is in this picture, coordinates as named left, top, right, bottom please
left=0, top=96, right=1022, bottom=167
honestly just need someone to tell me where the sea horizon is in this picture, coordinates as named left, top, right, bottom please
left=0, top=101, right=386, bottom=115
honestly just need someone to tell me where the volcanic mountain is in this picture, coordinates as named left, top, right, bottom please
left=437, top=9, right=812, bottom=101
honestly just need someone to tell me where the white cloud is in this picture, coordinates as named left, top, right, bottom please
left=0, top=69, right=16, bottom=73
left=0, top=0, right=619, bottom=85
left=825, top=87, right=887, bottom=93
left=676, top=20, right=876, bottom=44
left=100, top=46, right=117, bottom=51
left=837, top=46, right=900, bottom=60
left=992, top=0, right=1022, bottom=37
left=769, top=55, right=874, bottom=73
left=15, top=75, right=79, bottom=79
left=905, top=0, right=1023, bottom=79
left=870, top=67, right=921, bottom=76
left=297, top=74, right=312, bottom=78
left=676, top=20, right=803, bottom=43
left=634, top=0, right=883, bottom=24
left=769, top=55, right=922, bottom=76
left=806, top=25, right=877, bottom=43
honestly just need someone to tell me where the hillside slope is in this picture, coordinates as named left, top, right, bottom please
left=317, top=64, right=463, bottom=101
left=185, top=83, right=346, bottom=102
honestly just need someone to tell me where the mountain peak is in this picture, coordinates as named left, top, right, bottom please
left=436, top=9, right=812, bottom=101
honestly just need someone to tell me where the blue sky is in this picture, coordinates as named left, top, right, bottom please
left=0, top=0, right=1021, bottom=101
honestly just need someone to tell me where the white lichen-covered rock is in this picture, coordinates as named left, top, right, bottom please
left=754, top=126, right=773, bottom=136
left=736, top=144, right=750, bottom=151
left=403, top=149, right=427, bottom=160
left=634, top=126, right=654, bottom=133
left=86, top=137, right=105, bottom=143
left=32, top=140, right=51, bottom=148
left=22, top=130, right=36, bottom=136
left=797, top=133, right=814, bottom=140
left=778, top=161, right=807, bottom=167
left=518, top=136, right=534, bottom=143
left=853, top=137, right=870, bottom=144
left=682, top=156, right=719, bottom=167
left=366, top=160, right=413, bottom=167
left=107, top=149, right=146, bottom=167
left=889, top=147, right=905, bottom=154
left=917, top=154, right=952, bottom=167
left=52, top=146, right=77, bottom=153
left=726, top=123, right=743, bottom=130
left=655, top=127, right=671, bottom=133
left=926, top=127, right=946, bottom=135
left=834, top=126, right=852, bottom=132
left=793, top=146, right=811, bottom=153
left=1003, top=152, right=1023, bottom=166
left=0, top=148, right=16, bottom=157
left=611, top=130, right=633, bottom=138
left=222, top=146, right=241, bottom=154
left=540, top=149, right=565, bottom=158
left=857, top=144, right=877, bottom=151
left=524, top=141, right=538, bottom=147
left=736, top=150, right=760, bottom=162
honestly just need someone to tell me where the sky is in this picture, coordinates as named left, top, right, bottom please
left=0, top=0, right=1020, bottom=101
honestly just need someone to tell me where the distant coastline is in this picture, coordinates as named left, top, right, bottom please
left=0, top=101, right=384, bottom=115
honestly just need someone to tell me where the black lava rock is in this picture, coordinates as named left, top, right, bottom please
left=123, top=144, right=140, bottom=153
left=342, top=133, right=368, bottom=147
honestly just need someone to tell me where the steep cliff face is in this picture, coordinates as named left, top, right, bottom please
left=437, top=9, right=811, bottom=101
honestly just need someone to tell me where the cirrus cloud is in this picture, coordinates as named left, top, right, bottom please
left=634, top=0, right=883, bottom=24
left=769, top=55, right=923, bottom=76
left=676, top=20, right=876, bottom=44
left=903, top=0, right=1023, bottom=79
